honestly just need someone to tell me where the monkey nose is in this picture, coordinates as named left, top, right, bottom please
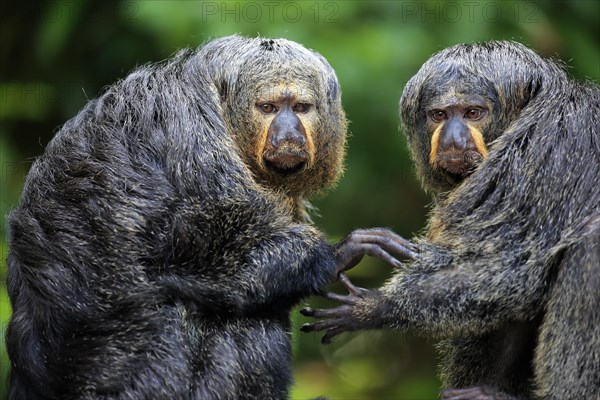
left=272, top=130, right=307, bottom=147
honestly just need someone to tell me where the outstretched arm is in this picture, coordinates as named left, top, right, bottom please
left=160, top=197, right=418, bottom=314
left=302, top=239, right=552, bottom=342
left=237, top=226, right=418, bottom=310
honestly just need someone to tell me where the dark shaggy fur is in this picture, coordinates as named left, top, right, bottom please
left=302, top=41, right=600, bottom=399
left=6, top=35, right=367, bottom=400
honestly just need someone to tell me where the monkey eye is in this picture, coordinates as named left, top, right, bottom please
left=258, top=103, right=278, bottom=114
left=430, top=110, right=447, bottom=123
left=464, top=108, right=485, bottom=120
left=293, top=103, right=311, bottom=113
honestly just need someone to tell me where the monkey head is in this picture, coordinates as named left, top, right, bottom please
left=422, top=77, right=495, bottom=183
left=197, top=36, right=347, bottom=200
left=400, top=41, right=561, bottom=196
left=401, top=65, right=501, bottom=195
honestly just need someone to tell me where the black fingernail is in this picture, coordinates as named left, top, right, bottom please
left=300, top=323, right=313, bottom=332
left=300, top=307, right=313, bottom=316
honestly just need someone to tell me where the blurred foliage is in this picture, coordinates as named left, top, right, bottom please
left=0, top=1, right=598, bottom=399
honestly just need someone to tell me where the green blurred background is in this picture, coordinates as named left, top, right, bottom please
left=0, top=1, right=598, bottom=399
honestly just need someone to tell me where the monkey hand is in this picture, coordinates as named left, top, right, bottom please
left=300, top=273, right=382, bottom=344
left=441, top=386, right=520, bottom=400
left=333, top=228, right=417, bottom=275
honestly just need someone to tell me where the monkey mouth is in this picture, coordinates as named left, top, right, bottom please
left=436, top=150, right=483, bottom=177
left=263, top=151, right=308, bottom=174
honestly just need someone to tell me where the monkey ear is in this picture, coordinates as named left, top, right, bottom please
left=522, top=77, right=542, bottom=105
left=327, top=78, right=340, bottom=100
left=218, top=79, right=229, bottom=102
left=309, top=51, right=341, bottom=101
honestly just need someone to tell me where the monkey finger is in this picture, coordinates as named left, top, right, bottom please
left=359, top=243, right=404, bottom=269
left=300, top=307, right=316, bottom=317
left=300, top=322, right=317, bottom=333
left=339, top=273, right=371, bottom=297
left=353, top=228, right=419, bottom=253
left=370, top=228, right=419, bottom=253
left=300, top=318, right=339, bottom=333
left=388, top=243, right=418, bottom=259
left=319, top=290, right=359, bottom=304
left=300, top=305, right=353, bottom=319
left=342, top=229, right=416, bottom=256
left=321, top=326, right=349, bottom=345
left=304, top=307, right=335, bottom=318
left=356, top=232, right=419, bottom=260
left=440, top=387, right=491, bottom=400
